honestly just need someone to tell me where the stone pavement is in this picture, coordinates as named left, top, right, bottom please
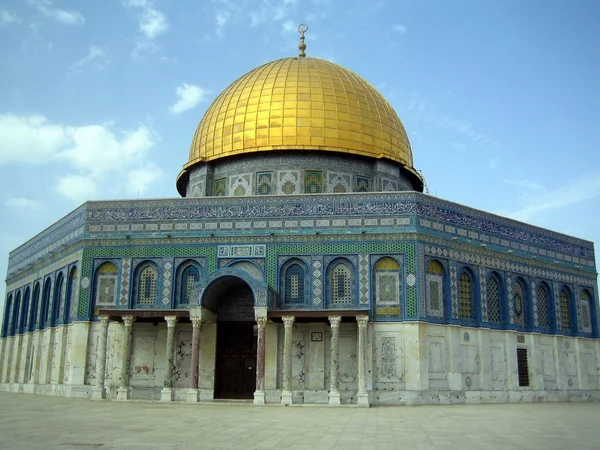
left=1, top=392, right=599, bottom=450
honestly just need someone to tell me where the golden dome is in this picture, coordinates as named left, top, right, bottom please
left=179, top=56, right=420, bottom=189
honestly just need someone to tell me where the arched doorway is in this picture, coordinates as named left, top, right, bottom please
left=203, top=276, right=257, bottom=399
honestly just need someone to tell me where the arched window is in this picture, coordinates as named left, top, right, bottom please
left=537, top=282, right=551, bottom=330
left=41, top=278, right=52, bottom=327
left=512, top=278, right=528, bottom=329
left=426, top=260, right=445, bottom=319
left=64, top=267, right=77, bottom=323
left=135, top=263, right=159, bottom=306
left=579, top=289, right=593, bottom=334
left=327, top=259, right=354, bottom=307
left=94, top=262, right=119, bottom=308
left=374, top=257, right=402, bottom=316
left=11, top=291, right=21, bottom=335
left=284, top=264, right=305, bottom=305
left=52, top=272, right=64, bottom=326
left=29, top=283, right=40, bottom=332
left=20, top=287, right=30, bottom=334
left=2, top=294, right=12, bottom=337
left=176, top=263, right=200, bottom=306
left=559, top=288, right=571, bottom=333
left=487, top=272, right=503, bottom=327
left=459, top=269, right=475, bottom=321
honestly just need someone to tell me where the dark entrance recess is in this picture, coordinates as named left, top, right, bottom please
left=517, top=348, right=530, bottom=387
left=215, top=322, right=257, bottom=399
left=210, top=279, right=257, bottom=399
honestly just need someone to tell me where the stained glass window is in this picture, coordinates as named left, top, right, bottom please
left=20, top=287, right=30, bottom=334
left=459, top=271, right=473, bottom=320
left=95, top=262, right=118, bottom=307
left=487, top=274, right=501, bottom=324
left=52, top=273, right=64, bottom=326
left=285, top=264, right=305, bottom=304
left=42, top=278, right=52, bottom=326
left=580, top=289, right=592, bottom=332
left=426, top=260, right=445, bottom=318
left=29, top=284, right=40, bottom=332
left=179, top=264, right=200, bottom=305
left=560, top=289, right=571, bottom=331
left=137, top=265, right=158, bottom=305
left=537, top=284, right=550, bottom=328
left=330, top=262, right=352, bottom=304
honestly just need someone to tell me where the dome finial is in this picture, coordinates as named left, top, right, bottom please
left=298, top=23, right=308, bottom=58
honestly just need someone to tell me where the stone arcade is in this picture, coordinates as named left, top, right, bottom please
left=1, top=31, right=599, bottom=406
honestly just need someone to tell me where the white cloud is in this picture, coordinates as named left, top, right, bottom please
left=215, top=10, right=230, bottom=36
left=5, top=197, right=40, bottom=210
left=124, top=0, right=169, bottom=57
left=70, top=45, right=110, bottom=73
left=169, top=83, right=208, bottom=115
left=393, top=24, right=407, bottom=35
left=29, top=0, right=84, bottom=26
left=55, top=174, right=99, bottom=203
left=0, top=9, right=20, bottom=26
left=139, top=7, right=169, bottom=39
left=0, top=114, right=68, bottom=165
left=0, top=114, right=162, bottom=203
left=502, top=174, right=600, bottom=223
left=126, top=163, right=163, bottom=196
left=504, top=179, right=546, bottom=192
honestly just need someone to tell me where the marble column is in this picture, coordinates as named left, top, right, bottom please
left=91, top=316, right=110, bottom=400
left=328, top=316, right=342, bottom=405
left=161, top=316, right=178, bottom=402
left=356, top=315, right=370, bottom=407
left=254, top=316, right=267, bottom=405
left=186, top=317, right=202, bottom=403
left=281, top=315, right=295, bottom=405
left=116, top=316, right=135, bottom=401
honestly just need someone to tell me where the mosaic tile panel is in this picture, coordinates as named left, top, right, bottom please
left=358, top=254, right=369, bottom=304
left=553, top=281, right=562, bottom=330
left=120, top=258, right=131, bottom=306
left=327, top=172, right=351, bottom=193
left=277, top=171, right=300, bottom=195
left=355, top=176, right=370, bottom=192
left=78, top=246, right=217, bottom=319
left=230, top=173, right=251, bottom=197
left=450, top=264, right=458, bottom=320
left=312, top=256, right=323, bottom=306
left=229, top=261, right=264, bottom=281
left=479, top=267, right=487, bottom=323
left=162, top=259, right=174, bottom=306
left=532, top=281, right=539, bottom=327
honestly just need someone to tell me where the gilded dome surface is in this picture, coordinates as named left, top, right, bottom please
left=181, top=57, right=419, bottom=179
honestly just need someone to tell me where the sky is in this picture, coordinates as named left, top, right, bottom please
left=1, top=0, right=599, bottom=312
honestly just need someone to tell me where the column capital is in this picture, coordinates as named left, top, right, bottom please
left=165, top=316, right=178, bottom=328
left=356, top=315, right=369, bottom=328
left=99, top=316, right=110, bottom=326
left=256, top=316, right=268, bottom=329
left=122, top=315, right=136, bottom=327
left=191, top=317, right=202, bottom=328
left=282, top=316, right=295, bottom=327
left=328, top=316, right=342, bottom=328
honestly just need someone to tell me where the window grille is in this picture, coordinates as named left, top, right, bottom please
left=331, top=264, right=351, bottom=304
left=537, top=284, right=550, bottom=328
left=517, top=348, right=529, bottom=386
left=487, top=275, right=501, bottom=323
left=459, top=271, right=473, bottom=319
left=560, top=289, right=571, bottom=331
left=138, top=266, right=158, bottom=305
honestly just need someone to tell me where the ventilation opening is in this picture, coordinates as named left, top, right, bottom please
left=517, top=348, right=530, bottom=387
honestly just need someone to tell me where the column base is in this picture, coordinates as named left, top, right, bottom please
left=329, top=390, right=341, bottom=406
left=91, top=386, right=105, bottom=400
left=116, top=386, right=132, bottom=401
left=357, top=392, right=370, bottom=407
left=160, top=387, right=174, bottom=402
left=281, top=390, right=293, bottom=405
left=186, top=388, right=199, bottom=403
left=254, top=390, right=265, bottom=405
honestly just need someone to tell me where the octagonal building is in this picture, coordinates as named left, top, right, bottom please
left=1, top=44, right=599, bottom=406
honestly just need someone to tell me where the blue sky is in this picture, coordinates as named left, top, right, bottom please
left=1, top=0, right=599, bottom=310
